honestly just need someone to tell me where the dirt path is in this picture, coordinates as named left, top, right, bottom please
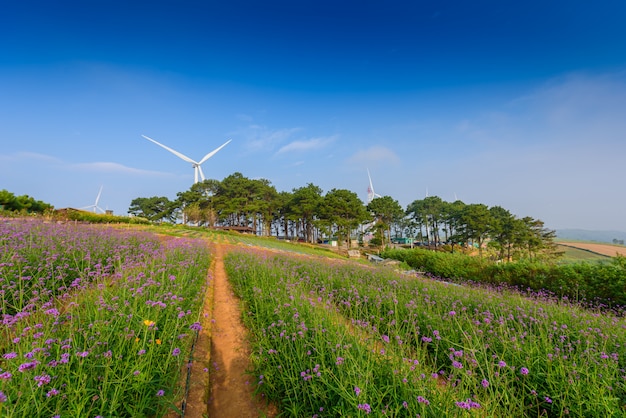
left=184, top=242, right=276, bottom=418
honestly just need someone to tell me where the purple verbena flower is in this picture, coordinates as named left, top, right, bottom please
left=18, top=361, right=38, bottom=372
left=357, top=403, right=371, bottom=414
left=46, top=388, right=60, bottom=397
left=34, top=374, right=51, bottom=387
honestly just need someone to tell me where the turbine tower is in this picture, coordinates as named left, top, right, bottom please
left=81, top=185, right=105, bottom=213
left=367, top=168, right=382, bottom=204
left=141, top=135, right=232, bottom=184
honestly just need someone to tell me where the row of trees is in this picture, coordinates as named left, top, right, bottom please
left=129, top=172, right=559, bottom=261
left=0, top=189, right=53, bottom=214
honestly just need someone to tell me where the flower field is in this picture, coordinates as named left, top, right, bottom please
left=225, top=248, right=626, bottom=417
left=3, top=217, right=626, bottom=417
left=0, top=219, right=211, bottom=417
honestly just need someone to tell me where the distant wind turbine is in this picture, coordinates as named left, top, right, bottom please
left=81, top=186, right=105, bottom=213
left=367, top=168, right=382, bottom=204
left=141, top=135, right=232, bottom=184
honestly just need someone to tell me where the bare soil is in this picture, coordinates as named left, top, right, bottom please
left=180, top=242, right=278, bottom=418
left=558, top=242, right=626, bottom=257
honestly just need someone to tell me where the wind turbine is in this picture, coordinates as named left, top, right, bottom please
left=141, top=135, right=232, bottom=184
left=367, top=168, right=382, bottom=204
left=81, top=186, right=105, bottom=213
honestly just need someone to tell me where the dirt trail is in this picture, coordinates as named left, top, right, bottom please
left=183, top=242, right=276, bottom=418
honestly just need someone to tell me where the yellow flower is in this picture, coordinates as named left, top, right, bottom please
left=135, top=337, right=140, bottom=343
left=156, top=339, right=162, bottom=345
left=143, top=319, right=155, bottom=327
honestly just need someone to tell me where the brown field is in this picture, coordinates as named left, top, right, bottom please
left=558, top=242, right=626, bottom=257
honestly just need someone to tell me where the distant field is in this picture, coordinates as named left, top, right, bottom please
left=558, top=241, right=626, bottom=258
left=557, top=244, right=610, bottom=262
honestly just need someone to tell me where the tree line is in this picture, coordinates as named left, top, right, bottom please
left=129, top=172, right=558, bottom=261
left=0, top=189, right=53, bottom=214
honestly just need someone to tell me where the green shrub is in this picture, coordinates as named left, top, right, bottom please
left=382, top=248, right=626, bottom=307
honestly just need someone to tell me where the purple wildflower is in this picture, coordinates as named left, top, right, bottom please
left=452, top=361, right=463, bottom=369
left=156, top=390, right=165, bottom=396
left=34, top=374, right=51, bottom=387
left=3, top=352, right=17, bottom=360
left=44, top=308, right=60, bottom=317
left=357, top=403, right=371, bottom=414
left=417, top=396, right=430, bottom=405
left=0, top=390, right=6, bottom=403
left=46, top=388, right=60, bottom=397
left=172, top=347, right=181, bottom=356
left=354, top=386, right=361, bottom=396
left=382, top=335, right=390, bottom=343
left=498, top=360, right=507, bottom=367
left=189, top=322, right=202, bottom=331
left=0, top=372, right=12, bottom=380
left=18, top=361, right=38, bottom=372
left=481, top=379, right=489, bottom=388
left=456, top=398, right=481, bottom=410
left=520, top=367, right=529, bottom=375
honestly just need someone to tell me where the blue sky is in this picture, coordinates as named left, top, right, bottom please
left=1, top=1, right=625, bottom=231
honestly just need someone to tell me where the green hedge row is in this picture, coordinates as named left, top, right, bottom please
left=381, top=248, right=626, bottom=307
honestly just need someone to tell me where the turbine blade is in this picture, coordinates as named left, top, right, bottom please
left=141, top=135, right=197, bottom=164
left=95, top=185, right=103, bottom=206
left=198, top=165, right=206, bottom=182
left=367, top=168, right=377, bottom=198
left=197, top=139, right=232, bottom=165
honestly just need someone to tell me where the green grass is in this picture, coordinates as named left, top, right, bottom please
left=119, top=222, right=350, bottom=259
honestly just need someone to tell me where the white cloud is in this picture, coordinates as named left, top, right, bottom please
left=347, top=145, right=400, bottom=165
left=235, top=125, right=302, bottom=151
left=70, top=162, right=170, bottom=176
left=276, top=135, right=337, bottom=154
left=0, top=152, right=62, bottom=163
